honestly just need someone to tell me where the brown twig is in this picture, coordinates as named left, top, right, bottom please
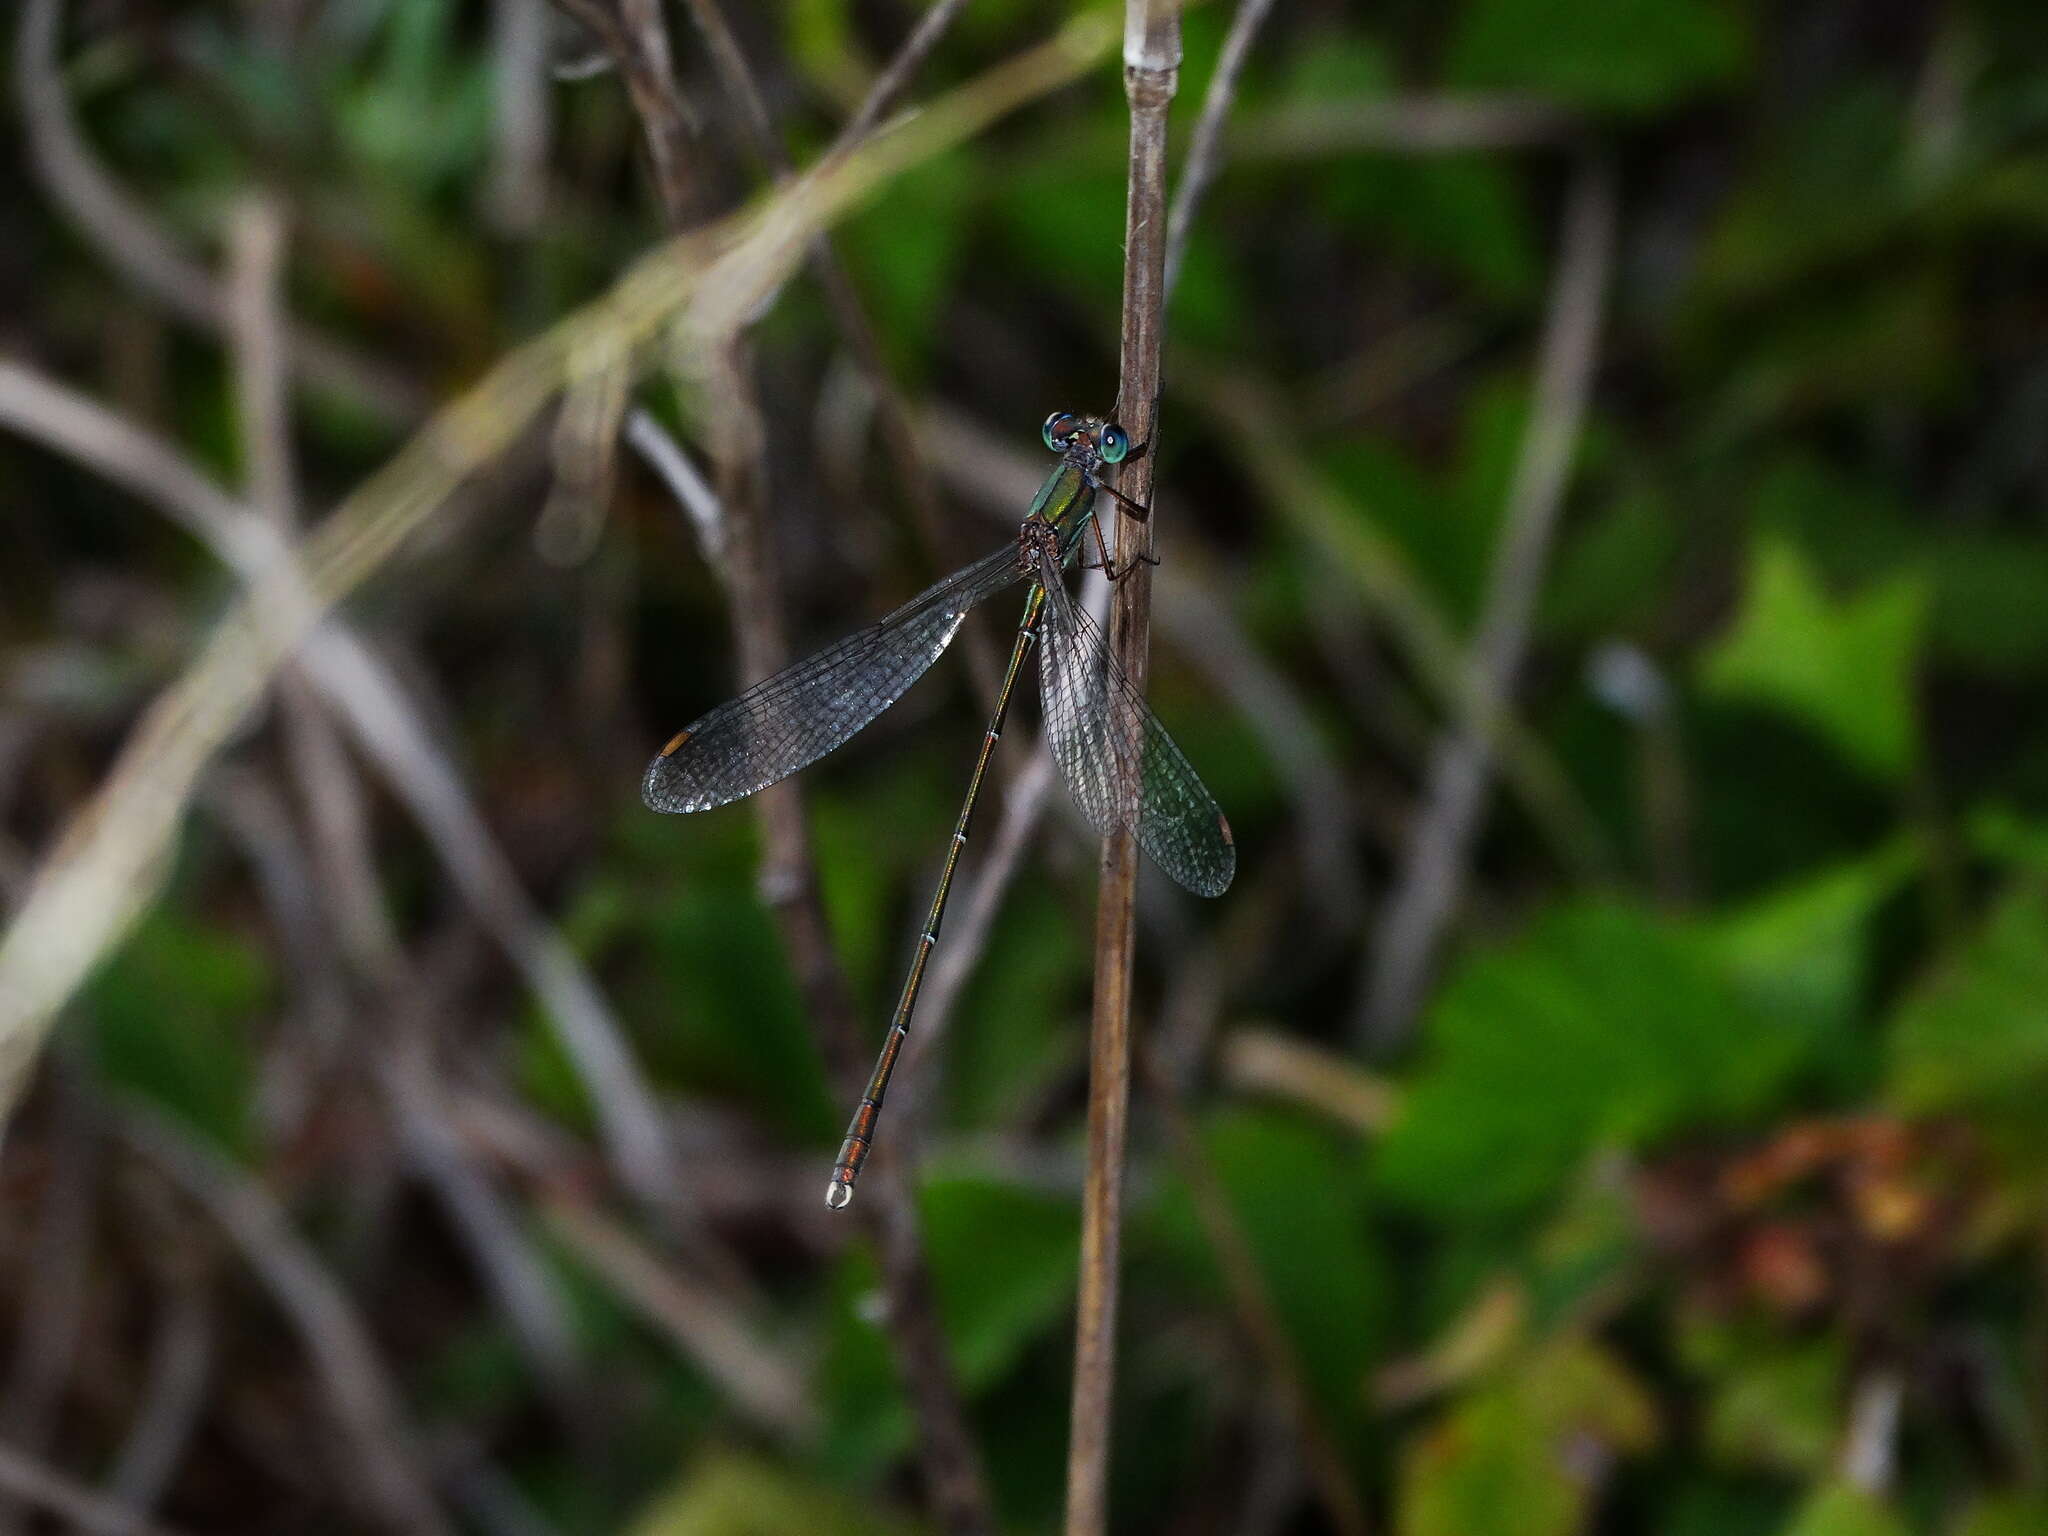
left=1358, top=157, right=1616, bottom=1052
left=551, top=0, right=704, bottom=225
left=1065, top=7, right=1180, bottom=1533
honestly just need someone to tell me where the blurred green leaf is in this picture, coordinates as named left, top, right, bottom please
left=1887, top=882, right=2048, bottom=1114
left=815, top=1177, right=1079, bottom=1484
left=1954, top=1497, right=2048, bottom=1536
left=1377, top=901, right=1827, bottom=1217
left=1704, top=837, right=1918, bottom=1041
left=1275, top=35, right=1537, bottom=301
left=1738, top=457, right=2048, bottom=678
left=1779, top=1483, right=1912, bottom=1536
left=1323, top=158, right=1539, bottom=304
left=816, top=1246, right=911, bottom=1479
left=1968, top=806, right=2048, bottom=873
left=1396, top=1339, right=1657, bottom=1536
left=628, top=1450, right=920, bottom=1536
left=1704, top=269, right=1966, bottom=430
left=1664, top=1480, right=1797, bottom=1536
left=1698, top=86, right=1909, bottom=299
left=1540, top=487, right=1679, bottom=639
left=1152, top=1108, right=1388, bottom=1435
left=1446, top=0, right=1746, bottom=113
left=1682, top=1318, right=1845, bottom=1477
left=1701, top=535, right=1928, bottom=783
left=943, top=884, right=1085, bottom=1129
left=86, top=909, right=265, bottom=1159
left=1926, top=535, right=2048, bottom=677
left=920, top=1176, right=1080, bottom=1390
left=839, top=156, right=975, bottom=380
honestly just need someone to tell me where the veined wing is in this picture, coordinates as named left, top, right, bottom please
left=644, top=543, right=1024, bottom=813
left=1034, top=552, right=1236, bottom=898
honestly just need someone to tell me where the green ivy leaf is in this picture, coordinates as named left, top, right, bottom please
left=1703, top=837, right=1918, bottom=1041
left=1376, top=901, right=1823, bottom=1218
left=1396, top=1340, right=1657, bottom=1536
left=1887, top=882, right=2048, bottom=1115
left=1701, top=535, right=1928, bottom=783
left=1680, top=1318, right=1846, bottom=1477
left=628, top=1450, right=920, bottom=1536
left=1779, top=1483, right=1912, bottom=1536
left=1953, top=1497, right=2048, bottom=1536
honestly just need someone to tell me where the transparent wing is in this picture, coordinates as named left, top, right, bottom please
left=1035, top=555, right=1236, bottom=898
left=644, top=543, right=1023, bottom=813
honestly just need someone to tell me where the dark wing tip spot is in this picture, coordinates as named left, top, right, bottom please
left=1218, top=812, right=1234, bottom=847
left=658, top=729, right=692, bottom=758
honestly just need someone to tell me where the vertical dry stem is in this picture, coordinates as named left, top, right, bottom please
left=1064, top=6, right=1179, bottom=1532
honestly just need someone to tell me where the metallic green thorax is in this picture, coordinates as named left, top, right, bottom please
left=1028, top=461, right=1098, bottom=535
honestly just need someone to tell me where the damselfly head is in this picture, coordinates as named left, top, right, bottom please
left=1042, top=410, right=1129, bottom=467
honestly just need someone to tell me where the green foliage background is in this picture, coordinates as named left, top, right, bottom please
left=5, top=0, right=2048, bottom=1532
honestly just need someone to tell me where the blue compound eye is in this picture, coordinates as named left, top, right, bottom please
left=1042, top=411, right=1079, bottom=451
left=1097, top=422, right=1130, bottom=464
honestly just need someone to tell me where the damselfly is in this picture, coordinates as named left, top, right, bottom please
left=643, top=411, right=1235, bottom=1209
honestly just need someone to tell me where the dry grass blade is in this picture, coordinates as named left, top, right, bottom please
left=0, top=14, right=1115, bottom=1124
